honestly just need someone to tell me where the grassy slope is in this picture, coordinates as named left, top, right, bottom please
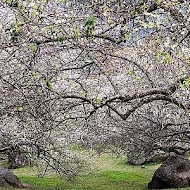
left=1, top=154, right=190, bottom=190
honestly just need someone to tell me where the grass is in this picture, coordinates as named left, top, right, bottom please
left=1, top=154, right=190, bottom=190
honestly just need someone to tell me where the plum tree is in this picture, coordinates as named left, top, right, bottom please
left=0, top=0, right=189, bottom=177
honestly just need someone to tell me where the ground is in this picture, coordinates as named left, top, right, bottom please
left=1, top=154, right=190, bottom=190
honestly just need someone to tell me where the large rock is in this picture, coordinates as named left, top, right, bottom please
left=148, top=155, right=190, bottom=189
left=0, top=167, right=32, bottom=188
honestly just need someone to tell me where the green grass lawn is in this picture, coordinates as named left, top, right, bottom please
left=1, top=154, right=190, bottom=190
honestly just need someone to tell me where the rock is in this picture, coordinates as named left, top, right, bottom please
left=0, top=167, right=32, bottom=188
left=8, top=154, right=28, bottom=169
left=148, top=155, right=190, bottom=189
left=150, top=153, right=168, bottom=163
left=127, top=151, right=168, bottom=165
left=126, top=149, right=148, bottom=165
left=127, top=156, right=146, bottom=165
